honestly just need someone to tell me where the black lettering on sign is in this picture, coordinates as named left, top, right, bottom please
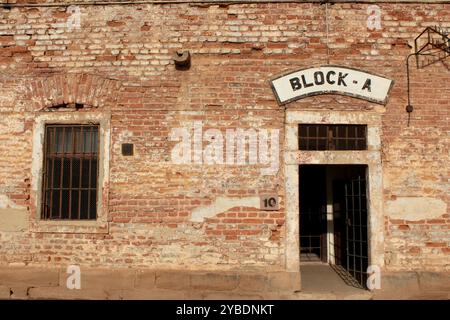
left=290, top=77, right=301, bottom=91
left=326, top=71, right=336, bottom=84
left=264, top=197, right=277, bottom=208
left=338, top=72, right=348, bottom=86
left=362, top=78, right=372, bottom=92
left=301, top=75, right=314, bottom=88
left=261, top=195, right=279, bottom=211
left=314, top=71, right=325, bottom=85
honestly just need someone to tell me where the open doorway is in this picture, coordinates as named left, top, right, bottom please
left=299, top=165, right=369, bottom=289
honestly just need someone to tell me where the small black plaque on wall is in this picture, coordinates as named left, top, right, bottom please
left=260, top=195, right=279, bottom=211
left=121, top=143, right=134, bottom=156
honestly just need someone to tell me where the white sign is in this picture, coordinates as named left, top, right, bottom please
left=270, top=65, right=394, bottom=105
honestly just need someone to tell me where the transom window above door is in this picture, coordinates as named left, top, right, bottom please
left=298, top=124, right=367, bottom=151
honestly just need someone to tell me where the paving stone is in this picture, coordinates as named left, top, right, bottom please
left=113, top=288, right=187, bottom=300
left=237, top=274, right=267, bottom=292
left=417, top=272, right=450, bottom=292
left=0, top=285, right=11, bottom=299
left=58, top=268, right=135, bottom=290
left=28, top=287, right=108, bottom=300
left=155, top=271, right=190, bottom=290
left=0, top=267, right=59, bottom=287
left=135, top=270, right=156, bottom=289
left=9, top=286, right=29, bottom=300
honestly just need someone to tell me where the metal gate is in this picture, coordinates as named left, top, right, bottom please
left=344, top=176, right=369, bottom=288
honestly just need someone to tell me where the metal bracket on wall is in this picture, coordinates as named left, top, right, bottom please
left=405, top=26, right=450, bottom=126
left=414, top=26, right=450, bottom=68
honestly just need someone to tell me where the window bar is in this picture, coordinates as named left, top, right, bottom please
left=306, top=125, right=310, bottom=150
left=78, top=126, right=84, bottom=220
left=351, top=180, right=356, bottom=280
left=345, top=183, right=349, bottom=273
left=43, top=128, right=49, bottom=220
left=358, top=176, right=364, bottom=286
left=42, top=128, right=49, bottom=220
left=362, top=126, right=365, bottom=149
left=314, top=125, right=316, bottom=150
left=345, top=125, right=349, bottom=150
left=327, top=126, right=332, bottom=150
left=68, top=126, right=74, bottom=219
left=87, top=126, right=94, bottom=219
left=336, top=126, right=339, bottom=150
left=316, top=126, right=320, bottom=150
left=59, top=127, right=65, bottom=219
left=48, top=127, right=56, bottom=219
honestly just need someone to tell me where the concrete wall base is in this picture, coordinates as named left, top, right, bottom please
left=0, top=266, right=301, bottom=300
left=0, top=267, right=448, bottom=300
left=372, top=271, right=450, bottom=300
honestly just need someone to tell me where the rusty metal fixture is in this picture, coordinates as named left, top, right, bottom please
left=174, top=50, right=191, bottom=70
left=404, top=26, right=449, bottom=126
left=414, top=26, right=450, bottom=68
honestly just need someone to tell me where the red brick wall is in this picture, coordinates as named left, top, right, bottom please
left=0, top=1, right=448, bottom=272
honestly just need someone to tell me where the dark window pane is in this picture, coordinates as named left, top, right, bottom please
left=71, top=158, right=81, bottom=188
left=62, top=158, right=71, bottom=189
left=81, top=159, right=91, bottom=188
left=51, top=189, right=60, bottom=219
left=70, top=190, right=79, bottom=220
left=61, top=190, right=70, bottom=219
left=348, top=126, right=356, bottom=138
left=317, top=138, right=327, bottom=150
left=348, top=139, right=357, bottom=150
left=299, top=139, right=308, bottom=150
left=80, top=190, right=89, bottom=219
left=52, top=158, right=61, bottom=188
left=89, top=190, right=97, bottom=219
left=300, top=125, right=307, bottom=137
left=90, top=160, right=98, bottom=188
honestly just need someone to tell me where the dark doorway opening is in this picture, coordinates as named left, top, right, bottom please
left=299, top=164, right=369, bottom=289
left=299, top=166, right=327, bottom=262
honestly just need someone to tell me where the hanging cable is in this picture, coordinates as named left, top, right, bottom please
left=405, top=53, right=416, bottom=127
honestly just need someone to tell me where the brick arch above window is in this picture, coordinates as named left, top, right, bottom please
left=27, top=73, right=121, bottom=111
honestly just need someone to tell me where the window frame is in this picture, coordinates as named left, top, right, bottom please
left=298, top=124, right=367, bottom=151
left=31, top=112, right=110, bottom=234
left=41, top=124, right=100, bottom=221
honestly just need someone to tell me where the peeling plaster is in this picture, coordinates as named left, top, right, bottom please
left=0, top=209, right=28, bottom=232
left=386, top=197, right=447, bottom=220
left=190, top=197, right=259, bottom=222
left=0, top=194, right=25, bottom=209
left=0, top=195, right=27, bottom=232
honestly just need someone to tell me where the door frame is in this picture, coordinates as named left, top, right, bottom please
left=284, top=110, right=385, bottom=287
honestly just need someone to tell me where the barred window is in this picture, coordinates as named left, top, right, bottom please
left=298, top=124, right=367, bottom=151
left=41, top=124, right=99, bottom=220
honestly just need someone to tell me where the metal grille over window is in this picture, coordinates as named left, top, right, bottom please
left=298, top=124, right=367, bottom=151
left=42, top=124, right=99, bottom=220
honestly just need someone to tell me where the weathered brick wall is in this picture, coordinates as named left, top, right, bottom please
left=0, top=1, right=448, bottom=273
